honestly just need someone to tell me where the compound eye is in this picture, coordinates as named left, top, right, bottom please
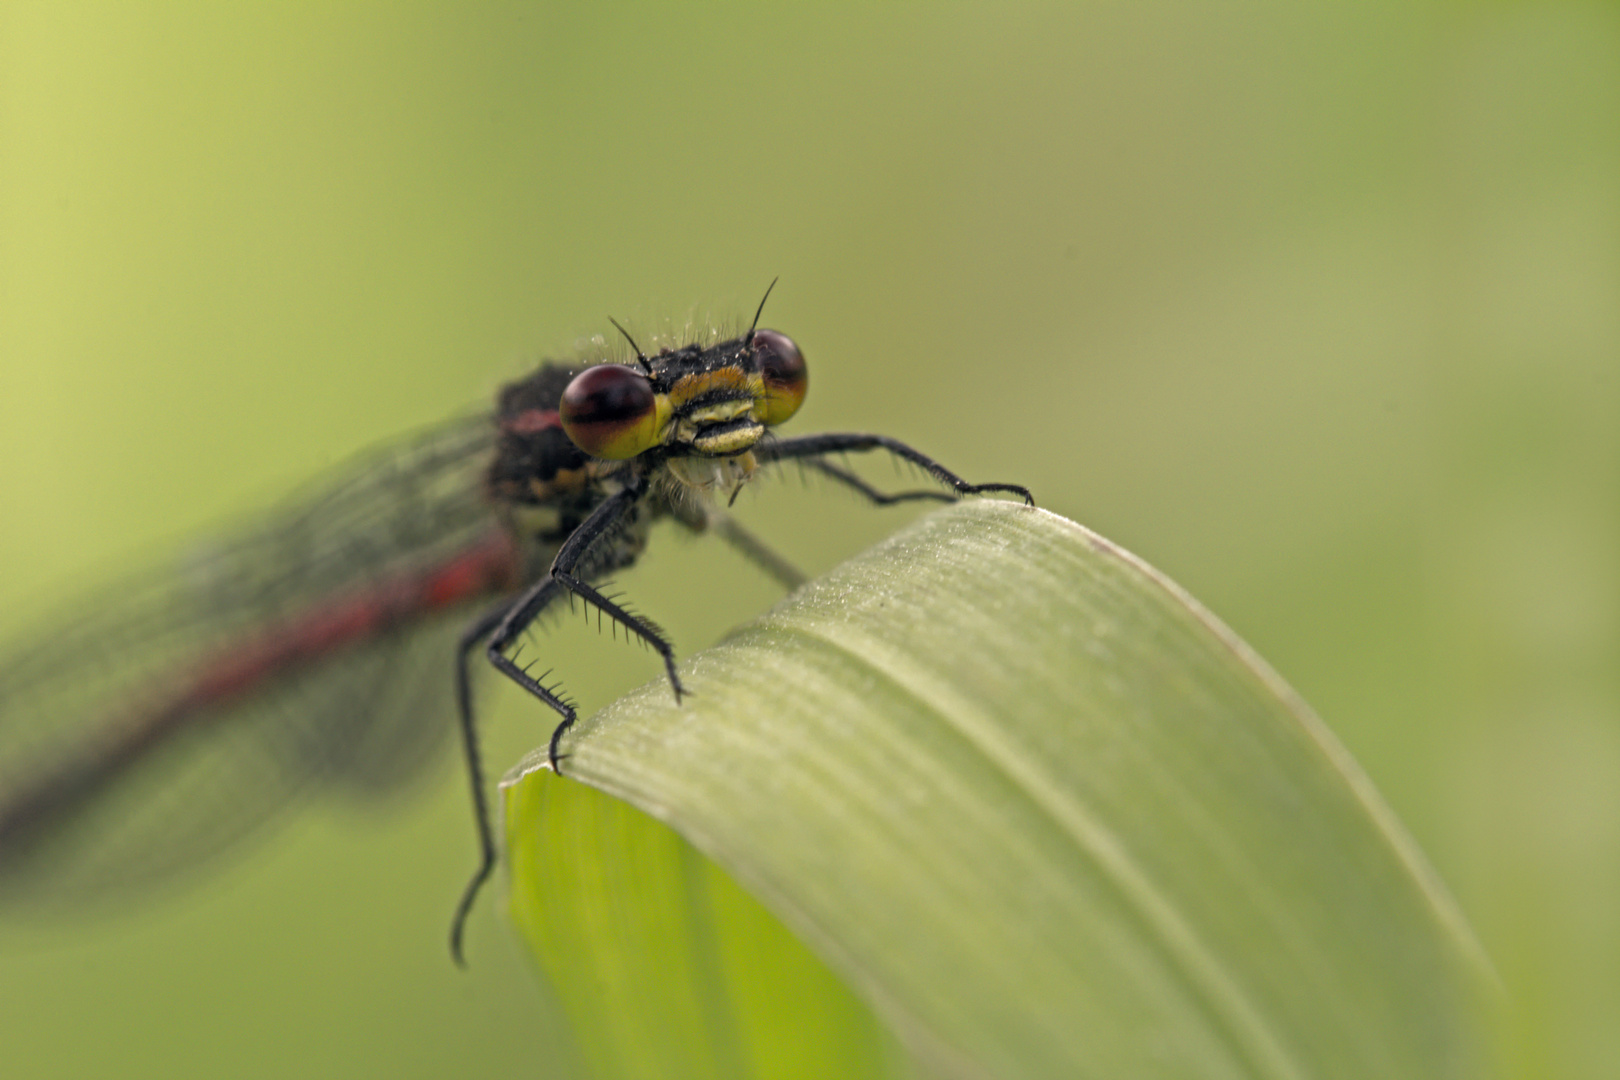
left=752, top=329, right=807, bottom=426
left=559, top=364, right=663, bottom=460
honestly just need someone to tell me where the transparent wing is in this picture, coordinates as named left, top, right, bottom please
left=0, top=414, right=515, bottom=904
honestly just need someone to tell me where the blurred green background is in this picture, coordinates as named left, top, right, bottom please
left=0, top=3, right=1614, bottom=1078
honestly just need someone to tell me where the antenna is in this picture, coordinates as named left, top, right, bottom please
left=745, top=277, right=779, bottom=342
left=607, top=317, right=653, bottom=375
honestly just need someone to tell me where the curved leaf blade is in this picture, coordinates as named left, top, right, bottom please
left=506, top=502, right=1495, bottom=1079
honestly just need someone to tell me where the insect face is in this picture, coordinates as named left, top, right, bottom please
left=557, top=330, right=809, bottom=470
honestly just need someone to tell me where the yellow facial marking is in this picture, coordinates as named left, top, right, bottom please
left=690, top=424, right=764, bottom=456
left=666, top=368, right=753, bottom=408
left=684, top=398, right=754, bottom=425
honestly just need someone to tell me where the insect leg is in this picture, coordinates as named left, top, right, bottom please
left=542, top=476, right=683, bottom=706
left=798, top=458, right=957, bottom=507
left=700, top=505, right=808, bottom=589
left=484, top=576, right=578, bottom=765
left=486, top=477, right=681, bottom=773
left=550, top=569, right=684, bottom=700
left=759, top=433, right=1035, bottom=506
left=449, top=597, right=519, bottom=968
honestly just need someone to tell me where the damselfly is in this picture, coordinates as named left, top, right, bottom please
left=0, top=287, right=1033, bottom=963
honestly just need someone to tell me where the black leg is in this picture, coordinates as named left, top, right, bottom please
left=449, top=597, right=521, bottom=968
left=485, top=474, right=680, bottom=775
left=700, top=505, right=808, bottom=590
left=483, top=576, right=585, bottom=766
left=546, top=474, right=681, bottom=701
left=798, top=458, right=957, bottom=507
left=758, top=433, right=1035, bottom=506
left=550, top=572, right=683, bottom=700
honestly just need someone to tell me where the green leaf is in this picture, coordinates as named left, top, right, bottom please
left=504, top=502, right=1497, bottom=1079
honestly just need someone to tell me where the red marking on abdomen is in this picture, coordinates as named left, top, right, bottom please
left=169, top=528, right=523, bottom=715
left=0, top=529, right=527, bottom=843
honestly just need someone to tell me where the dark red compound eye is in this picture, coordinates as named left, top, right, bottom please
left=752, top=329, right=807, bottom=426
left=559, top=364, right=664, bottom=460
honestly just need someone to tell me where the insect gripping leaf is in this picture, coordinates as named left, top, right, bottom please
left=505, top=502, right=1498, bottom=1080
